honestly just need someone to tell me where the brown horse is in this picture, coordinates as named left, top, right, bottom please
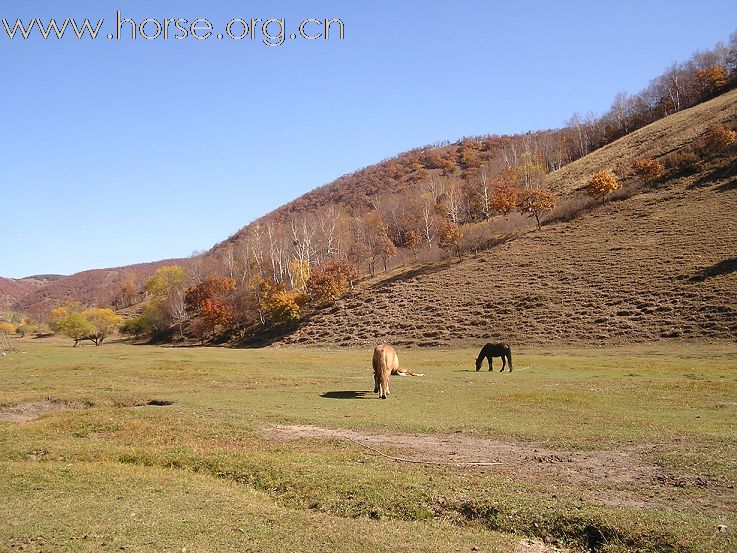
left=373, top=344, right=397, bottom=399
left=373, top=343, right=423, bottom=399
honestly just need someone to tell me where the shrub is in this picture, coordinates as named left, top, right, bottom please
left=631, top=158, right=665, bottom=183
left=700, top=123, right=737, bottom=154
left=663, top=148, right=699, bottom=174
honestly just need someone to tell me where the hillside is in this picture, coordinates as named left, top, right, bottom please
left=214, top=89, right=737, bottom=260
left=547, top=89, right=737, bottom=194
left=275, top=117, right=737, bottom=347
left=0, top=275, right=62, bottom=312
left=0, top=277, right=34, bottom=312
left=11, top=260, right=185, bottom=317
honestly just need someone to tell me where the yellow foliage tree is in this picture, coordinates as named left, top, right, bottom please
left=289, top=258, right=311, bottom=293
left=82, top=308, right=123, bottom=346
left=586, top=171, right=621, bottom=204
left=266, top=288, right=308, bottom=324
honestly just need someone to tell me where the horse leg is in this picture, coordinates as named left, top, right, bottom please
left=374, top=372, right=380, bottom=394
left=500, top=355, right=506, bottom=372
left=488, top=356, right=493, bottom=371
left=380, top=374, right=389, bottom=400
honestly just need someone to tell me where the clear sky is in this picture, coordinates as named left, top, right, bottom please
left=1, top=0, right=735, bottom=278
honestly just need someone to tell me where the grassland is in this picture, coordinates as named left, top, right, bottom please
left=1, top=336, right=736, bottom=552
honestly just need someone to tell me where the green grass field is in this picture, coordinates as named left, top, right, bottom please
left=1, top=337, right=735, bottom=552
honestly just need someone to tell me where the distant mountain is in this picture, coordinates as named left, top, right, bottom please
left=9, top=260, right=184, bottom=317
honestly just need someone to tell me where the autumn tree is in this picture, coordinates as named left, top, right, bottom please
left=378, top=234, right=397, bottom=272
left=437, top=219, right=464, bottom=260
left=347, top=241, right=370, bottom=270
left=82, top=308, right=123, bottom=346
left=586, top=171, right=621, bottom=204
left=0, top=322, right=16, bottom=335
left=404, top=229, right=422, bottom=258
left=307, top=259, right=360, bottom=306
left=143, top=265, right=188, bottom=337
left=631, top=158, right=665, bottom=183
left=490, top=168, right=519, bottom=217
left=701, top=123, right=737, bottom=154
left=266, top=286, right=309, bottom=325
left=517, top=188, right=557, bottom=229
left=696, top=65, right=728, bottom=98
left=185, top=275, right=236, bottom=340
left=55, top=313, right=95, bottom=346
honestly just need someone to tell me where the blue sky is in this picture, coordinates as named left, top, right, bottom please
left=1, top=0, right=735, bottom=278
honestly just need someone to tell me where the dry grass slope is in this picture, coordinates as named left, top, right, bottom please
left=280, top=97, right=737, bottom=347
left=547, top=89, right=737, bottom=193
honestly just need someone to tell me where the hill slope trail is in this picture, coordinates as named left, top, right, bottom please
left=280, top=160, right=737, bottom=347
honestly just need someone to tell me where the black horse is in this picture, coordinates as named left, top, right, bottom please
left=475, top=343, right=513, bottom=372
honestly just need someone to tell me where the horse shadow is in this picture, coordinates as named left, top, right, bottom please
left=320, top=390, right=372, bottom=400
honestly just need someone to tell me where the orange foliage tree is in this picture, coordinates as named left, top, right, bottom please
left=307, top=259, right=361, bottom=306
left=490, top=179, right=518, bottom=217
left=701, top=123, right=737, bottom=154
left=517, top=188, right=557, bottom=229
left=586, top=171, right=621, bottom=204
left=378, top=234, right=397, bottom=271
left=185, top=275, right=236, bottom=339
left=437, top=219, right=464, bottom=259
left=696, top=65, right=728, bottom=97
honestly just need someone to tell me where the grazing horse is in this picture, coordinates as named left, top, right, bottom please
left=373, top=344, right=398, bottom=399
left=475, top=343, right=513, bottom=372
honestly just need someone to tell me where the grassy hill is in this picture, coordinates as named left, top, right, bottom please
left=274, top=95, right=737, bottom=348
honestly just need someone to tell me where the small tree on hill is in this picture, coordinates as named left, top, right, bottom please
left=404, top=229, right=422, bottom=258
left=437, top=219, right=464, bottom=260
left=696, top=65, right=728, bottom=98
left=517, top=188, right=557, bottom=229
left=631, top=159, right=665, bottom=184
left=490, top=179, right=518, bottom=217
left=586, top=171, right=620, bottom=204
left=378, top=234, right=397, bottom=272
left=701, top=123, right=737, bottom=154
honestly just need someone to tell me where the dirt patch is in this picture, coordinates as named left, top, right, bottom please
left=265, top=424, right=659, bottom=485
left=0, top=400, right=86, bottom=423
left=262, top=424, right=698, bottom=510
left=515, top=539, right=564, bottom=553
